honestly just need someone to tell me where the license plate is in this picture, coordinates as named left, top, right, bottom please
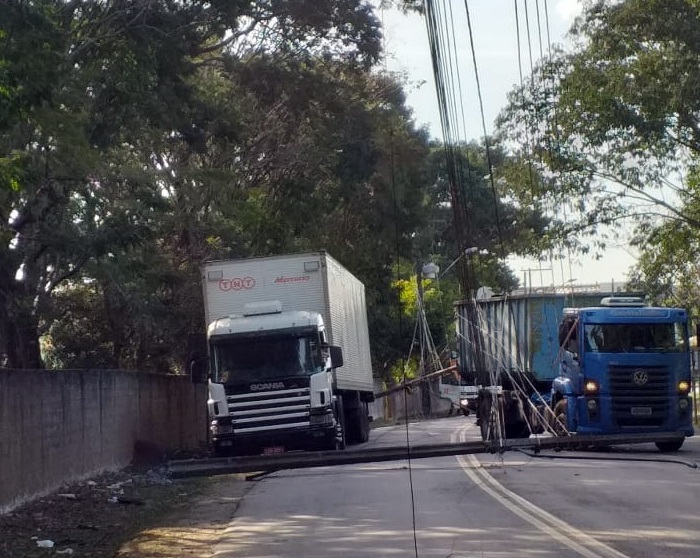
left=263, top=446, right=285, bottom=455
left=631, top=406, right=652, bottom=416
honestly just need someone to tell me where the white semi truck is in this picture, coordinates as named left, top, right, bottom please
left=190, top=251, right=375, bottom=455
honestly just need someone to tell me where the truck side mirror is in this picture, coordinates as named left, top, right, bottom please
left=329, top=345, right=344, bottom=369
left=189, top=352, right=209, bottom=384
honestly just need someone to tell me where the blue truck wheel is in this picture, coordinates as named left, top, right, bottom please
left=655, top=438, right=684, bottom=452
left=551, top=399, right=568, bottom=436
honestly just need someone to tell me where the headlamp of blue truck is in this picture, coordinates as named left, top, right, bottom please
left=584, top=379, right=599, bottom=394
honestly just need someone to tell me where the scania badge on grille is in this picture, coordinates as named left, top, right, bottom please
left=632, top=369, right=649, bottom=386
left=250, top=382, right=285, bottom=391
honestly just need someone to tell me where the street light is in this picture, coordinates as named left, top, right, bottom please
left=421, top=262, right=440, bottom=279
left=425, top=247, right=484, bottom=281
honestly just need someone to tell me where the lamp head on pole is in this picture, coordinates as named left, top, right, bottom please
left=421, top=262, right=440, bottom=279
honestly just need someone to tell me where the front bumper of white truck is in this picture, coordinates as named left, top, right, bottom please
left=208, top=372, right=338, bottom=455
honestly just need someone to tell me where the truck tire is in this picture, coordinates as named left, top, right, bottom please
left=345, top=402, right=370, bottom=444
left=655, top=438, right=684, bottom=452
left=479, top=402, right=505, bottom=441
left=505, top=420, right=530, bottom=439
left=550, top=399, right=568, bottom=436
left=357, top=403, right=370, bottom=443
left=480, top=412, right=504, bottom=441
left=330, top=398, right=346, bottom=450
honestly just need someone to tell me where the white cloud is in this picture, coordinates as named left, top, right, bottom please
left=556, top=0, right=582, bottom=22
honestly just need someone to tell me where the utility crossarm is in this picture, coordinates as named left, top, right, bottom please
left=373, top=365, right=459, bottom=399
left=166, top=431, right=688, bottom=478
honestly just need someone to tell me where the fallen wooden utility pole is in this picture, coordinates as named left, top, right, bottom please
left=373, top=365, right=459, bottom=399
left=166, top=431, right=688, bottom=479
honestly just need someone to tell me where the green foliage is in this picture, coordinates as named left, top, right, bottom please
left=0, top=0, right=548, bottom=377
left=496, top=0, right=700, bottom=297
left=388, top=356, right=419, bottom=384
left=629, top=163, right=700, bottom=322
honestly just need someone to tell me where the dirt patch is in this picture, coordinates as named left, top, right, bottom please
left=117, top=473, right=251, bottom=558
left=0, top=468, right=252, bottom=558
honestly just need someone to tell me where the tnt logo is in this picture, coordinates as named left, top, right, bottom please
left=219, top=277, right=255, bottom=291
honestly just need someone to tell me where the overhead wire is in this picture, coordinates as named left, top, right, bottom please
left=379, top=5, right=419, bottom=555
left=463, top=0, right=506, bottom=260
left=425, top=0, right=574, bottom=450
left=424, top=0, right=472, bottom=293
left=538, top=0, right=577, bottom=291
left=504, top=2, right=574, bottom=439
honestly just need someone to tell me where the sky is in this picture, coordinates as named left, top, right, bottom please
left=378, top=0, right=638, bottom=288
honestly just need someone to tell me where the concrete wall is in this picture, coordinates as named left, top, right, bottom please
left=0, top=369, right=207, bottom=513
left=371, top=378, right=455, bottom=424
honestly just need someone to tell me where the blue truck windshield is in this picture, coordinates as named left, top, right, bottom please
left=212, top=334, right=323, bottom=383
left=583, top=322, right=685, bottom=353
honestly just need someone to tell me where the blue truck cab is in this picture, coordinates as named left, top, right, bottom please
left=551, top=296, right=694, bottom=450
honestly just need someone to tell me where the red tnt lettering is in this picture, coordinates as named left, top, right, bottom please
left=219, top=277, right=256, bottom=291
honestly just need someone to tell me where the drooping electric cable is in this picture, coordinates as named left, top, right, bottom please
left=539, top=0, right=577, bottom=291
left=424, top=0, right=472, bottom=294
left=379, top=7, right=419, bottom=555
left=463, top=0, right=507, bottom=260
left=426, top=0, right=576, bottom=453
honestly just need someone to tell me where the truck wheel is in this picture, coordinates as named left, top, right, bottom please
left=346, top=403, right=370, bottom=444
left=655, top=438, right=684, bottom=452
left=480, top=404, right=504, bottom=441
left=528, top=406, right=545, bottom=435
left=505, top=421, right=530, bottom=439
left=330, top=398, right=347, bottom=450
left=358, top=403, right=371, bottom=443
left=551, top=399, right=568, bottom=436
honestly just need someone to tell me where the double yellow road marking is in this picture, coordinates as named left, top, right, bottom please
left=453, top=426, right=628, bottom=558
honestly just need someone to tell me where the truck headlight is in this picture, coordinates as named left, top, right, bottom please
left=679, top=398, right=690, bottom=411
left=584, top=379, right=599, bottom=394
left=678, top=380, right=690, bottom=394
left=310, top=413, right=333, bottom=426
left=210, top=419, right=233, bottom=436
left=309, top=408, right=333, bottom=426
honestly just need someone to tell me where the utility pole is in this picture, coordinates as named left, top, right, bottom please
left=416, top=262, right=431, bottom=416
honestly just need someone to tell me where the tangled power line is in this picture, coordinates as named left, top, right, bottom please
left=393, top=2, right=563, bottom=555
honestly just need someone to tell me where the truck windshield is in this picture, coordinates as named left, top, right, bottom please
left=212, top=334, right=323, bottom=383
left=583, top=322, right=686, bottom=353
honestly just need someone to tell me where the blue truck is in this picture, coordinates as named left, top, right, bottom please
left=457, top=292, right=694, bottom=451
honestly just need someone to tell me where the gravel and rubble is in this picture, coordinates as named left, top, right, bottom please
left=0, top=465, right=248, bottom=558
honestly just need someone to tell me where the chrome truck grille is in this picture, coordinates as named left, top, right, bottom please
left=226, top=387, right=311, bottom=434
left=608, top=365, right=668, bottom=427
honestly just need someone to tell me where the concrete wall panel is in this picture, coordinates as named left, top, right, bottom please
left=0, top=370, right=206, bottom=513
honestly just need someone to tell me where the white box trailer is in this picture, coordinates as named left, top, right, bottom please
left=196, top=251, right=374, bottom=455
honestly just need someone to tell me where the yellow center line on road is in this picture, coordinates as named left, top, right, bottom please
left=452, top=426, right=629, bottom=558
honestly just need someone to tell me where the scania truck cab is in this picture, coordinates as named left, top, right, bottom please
left=206, top=302, right=345, bottom=455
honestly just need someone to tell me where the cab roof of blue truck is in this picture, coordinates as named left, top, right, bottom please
left=599, top=296, right=646, bottom=307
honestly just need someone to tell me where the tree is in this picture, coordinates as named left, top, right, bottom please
left=628, top=166, right=700, bottom=321
left=0, top=0, right=386, bottom=369
left=496, top=0, right=700, bottom=269
left=419, top=142, right=549, bottom=292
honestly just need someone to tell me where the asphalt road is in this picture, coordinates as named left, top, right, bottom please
left=211, top=415, right=700, bottom=557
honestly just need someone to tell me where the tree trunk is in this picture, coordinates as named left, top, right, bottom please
left=4, top=313, right=43, bottom=369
